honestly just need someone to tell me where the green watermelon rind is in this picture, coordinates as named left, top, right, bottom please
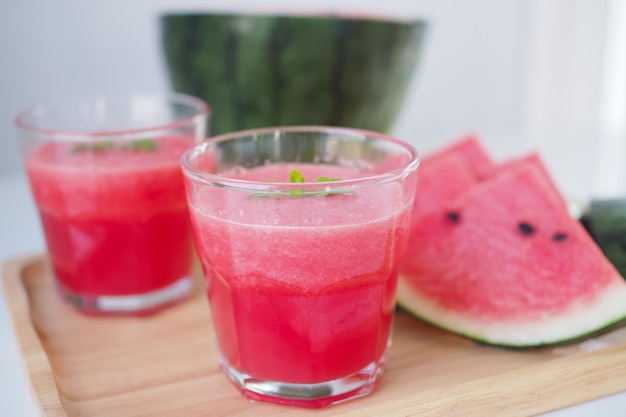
left=160, top=13, right=427, bottom=136
left=396, top=275, right=626, bottom=348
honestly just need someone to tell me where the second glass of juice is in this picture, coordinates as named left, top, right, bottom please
left=181, top=126, right=419, bottom=407
left=15, top=93, right=209, bottom=315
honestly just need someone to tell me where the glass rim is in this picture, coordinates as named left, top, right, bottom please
left=181, top=125, right=420, bottom=192
left=14, top=92, right=211, bottom=140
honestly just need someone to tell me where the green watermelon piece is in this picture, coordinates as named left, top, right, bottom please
left=585, top=199, right=626, bottom=279
left=160, top=13, right=427, bottom=135
left=398, top=161, right=626, bottom=347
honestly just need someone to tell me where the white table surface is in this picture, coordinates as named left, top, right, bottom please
left=1, top=172, right=625, bottom=416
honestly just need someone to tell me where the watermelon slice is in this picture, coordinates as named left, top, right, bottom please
left=424, top=135, right=495, bottom=180
left=493, top=151, right=588, bottom=221
left=398, top=161, right=626, bottom=347
left=410, top=135, right=494, bottom=227
left=493, top=152, right=563, bottom=203
left=411, top=153, right=479, bottom=225
left=411, top=137, right=564, bottom=227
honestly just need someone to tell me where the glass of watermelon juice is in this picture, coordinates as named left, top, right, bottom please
left=15, top=93, right=209, bottom=315
left=181, top=126, right=419, bottom=407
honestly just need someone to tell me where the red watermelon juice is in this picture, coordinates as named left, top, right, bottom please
left=186, top=162, right=415, bottom=407
left=25, top=136, right=195, bottom=315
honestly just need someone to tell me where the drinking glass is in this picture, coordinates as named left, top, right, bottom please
left=15, top=93, right=209, bottom=315
left=181, top=126, right=419, bottom=407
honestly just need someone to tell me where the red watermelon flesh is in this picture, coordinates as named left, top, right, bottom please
left=409, top=135, right=493, bottom=230
left=425, top=134, right=495, bottom=180
left=493, top=152, right=563, bottom=203
left=398, top=161, right=626, bottom=346
left=411, top=153, right=479, bottom=227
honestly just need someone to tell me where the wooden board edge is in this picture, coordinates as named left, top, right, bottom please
left=2, top=253, right=68, bottom=417
left=336, top=341, right=626, bottom=417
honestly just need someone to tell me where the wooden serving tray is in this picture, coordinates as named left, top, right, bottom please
left=4, top=254, right=626, bottom=417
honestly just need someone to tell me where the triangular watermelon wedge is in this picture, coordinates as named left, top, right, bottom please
left=411, top=153, right=479, bottom=227
left=398, top=162, right=626, bottom=347
left=492, top=152, right=564, bottom=204
left=425, top=134, right=495, bottom=180
left=410, top=135, right=494, bottom=230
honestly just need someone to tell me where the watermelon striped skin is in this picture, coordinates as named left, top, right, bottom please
left=586, top=199, right=626, bottom=279
left=398, top=162, right=626, bottom=347
left=160, top=13, right=427, bottom=135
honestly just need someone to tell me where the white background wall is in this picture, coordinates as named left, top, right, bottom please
left=1, top=0, right=623, bottom=201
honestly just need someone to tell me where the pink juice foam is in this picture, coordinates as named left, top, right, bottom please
left=189, top=163, right=413, bottom=384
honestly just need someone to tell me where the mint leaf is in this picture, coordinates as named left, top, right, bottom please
left=94, top=139, right=115, bottom=151
left=248, top=168, right=356, bottom=199
left=70, top=139, right=114, bottom=153
left=288, top=169, right=306, bottom=196
left=70, top=143, right=89, bottom=153
left=122, top=139, right=158, bottom=151
left=70, top=138, right=158, bottom=153
left=249, top=190, right=357, bottom=199
left=314, top=176, right=341, bottom=182
left=248, top=192, right=293, bottom=198
left=289, top=169, right=305, bottom=183
left=289, top=189, right=306, bottom=197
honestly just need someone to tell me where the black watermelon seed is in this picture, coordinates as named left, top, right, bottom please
left=446, top=211, right=460, bottom=223
left=552, top=232, right=568, bottom=242
left=518, top=222, right=535, bottom=236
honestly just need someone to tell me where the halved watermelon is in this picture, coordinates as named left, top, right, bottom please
left=161, top=13, right=426, bottom=136
left=398, top=161, right=626, bottom=347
